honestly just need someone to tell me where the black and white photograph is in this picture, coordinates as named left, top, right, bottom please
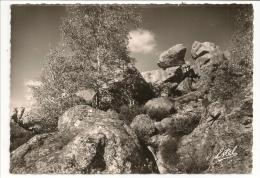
left=0, top=0, right=259, bottom=176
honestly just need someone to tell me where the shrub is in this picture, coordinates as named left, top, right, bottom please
left=209, top=5, right=253, bottom=108
left=30, top=6, right=141, bottom=126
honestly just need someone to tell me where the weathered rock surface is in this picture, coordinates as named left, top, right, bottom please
left=142, top=98, right=204, bottom=173
left=191, top=41, right=218, bottom=59
left=175, top=77, right=194, bottom=95
left=10, top=105, right=150, bottom=174
left=142, top=64, right=199, bottom=98
left=150, top=42, right=252, bottom=173
left=75, top=89, right=97, bottom=106
left=155, top=110, right=201, bottom=137
left=158, top=44, right=186, bottom=69
left=141, top=66, right=184, bottom=85
left=97, top=64, right=155, bottom=111
left=144, top=97, right=176, bottom=121
left=191, top=41, right=223, bottom=74
left=176, top=94, right=252, bottom=173
left=190, top=41, right=225, bottom=93
left=130, top=114, right=157, bottom=145
left=157, top=82, right=179, bottom=97
left=145, top=86, right=252, bottom=174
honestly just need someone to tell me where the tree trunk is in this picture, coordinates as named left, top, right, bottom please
left=97, top=47, right=100, bottom=72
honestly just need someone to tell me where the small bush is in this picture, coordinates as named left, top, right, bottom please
left=208, top=5, right=253, bottom=108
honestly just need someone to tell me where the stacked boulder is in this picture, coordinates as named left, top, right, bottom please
left=157, top=44, right=186, bottom=69
left=133, top=44, right=206, bottom=172
left=131, top=94, right=204, bottom=173
left=131, top=41, right=252, bottom=173
left=190, top=41, right=227, bottom=92
left=142, top=44, right=197, bottom=97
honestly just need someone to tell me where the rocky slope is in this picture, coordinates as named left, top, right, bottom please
left=11, top=105, right=157, bottom=173
left=10, top=41, right=252, bottom=174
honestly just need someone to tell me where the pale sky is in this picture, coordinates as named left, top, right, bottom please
left=11, top=4, right=239, bottom=107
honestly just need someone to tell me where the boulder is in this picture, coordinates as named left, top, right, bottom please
left=57, top=105, right=120, bottom=136
left=75, top=89, right=97, bottom=106
left=190, top=41, right=225, bottom=92
left=149, top=92, right=252, bottom=173
left=155, top=110, right=201, bottom=137
left=158, top=44, right=186, bottom=69
left=11, top=105, right=150, bottom=174
left=191, top=42, right=223, bottom=72
left=141, top=97, right=205, bottom=173
left=130, top=114, right=157, bottom=145
left=175, top=96, right=252, bottom=173
left=173, top=91, right=203, bottom=111
left=191, top=41, right=218, bottom=59
left=141, top=66, right=184, bottom=85
left=97, top=64, right=155, bottom=111
left=151, top=135, right=179, bottom=173
left=175, top=77, right=193, bottom=95
left=158, top=82, right=179, bottom=97
left=142, top=65, right=199, bottom=97
left=223, top=50, right=231, bottom=60
left=144, top=97, right=176, bottom=121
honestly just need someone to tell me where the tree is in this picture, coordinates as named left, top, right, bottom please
left=61, top=5, right=141, bottom=88
left=30, top=5, right=141, bottom=127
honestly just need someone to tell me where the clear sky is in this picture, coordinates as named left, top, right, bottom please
left=11, top=4, right=238, bottom=107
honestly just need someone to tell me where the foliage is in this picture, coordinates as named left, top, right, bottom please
left=209, top=5, right=253, bottom=107
left=30, top=5, right=141, bottom=124
left=61, top=5, right=141, bottom=87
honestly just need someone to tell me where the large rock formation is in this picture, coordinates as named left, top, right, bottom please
left=191, top=41, right=218, bottom=59
left=190, top=41, right=226, bottom=92
left=144, top=97, right=176, bottom=121
left=130, top=114, right=157, bottom=145
left=141, top=66, right=184, bottom=85
left=142, top=44, right=198, bottom=98
left=175, top=92, right=252, bottom=173
left=96, top=64, right=155, bottom=111
left=131, top=95, right=204, bottom=173
left=155, top=109, right=201, bottom=137
left=10, top=41, right=252, bottom=174
left=10, top=105, right=152, bottom=174
left=157, top=44, right=186, bottom=69
left=131, top=41, right=252, bottom=174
